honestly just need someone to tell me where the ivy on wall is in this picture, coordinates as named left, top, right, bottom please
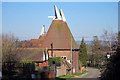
left=49, top=57, right=62, bottom=65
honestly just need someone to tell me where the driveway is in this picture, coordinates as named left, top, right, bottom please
left=81, top=67, right=101, bottom=78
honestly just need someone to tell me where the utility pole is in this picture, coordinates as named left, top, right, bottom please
left=71, top=36, right=72, bottom=65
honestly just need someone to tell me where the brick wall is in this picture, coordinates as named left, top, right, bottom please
left=56, top=62, right=66, bottom=76
left=72, top=51, right=79, bottom=74
left=48, top=50, right=80, bottom=75
left=48, top=50, right=71, bottom=60
left=38, top=61, right=48, bottom=67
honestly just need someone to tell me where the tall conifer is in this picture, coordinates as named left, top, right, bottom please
left=79, top=38, right=88, bottom=67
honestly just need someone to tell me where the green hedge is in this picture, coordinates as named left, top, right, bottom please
left=49, top=57, right=62, bottom=65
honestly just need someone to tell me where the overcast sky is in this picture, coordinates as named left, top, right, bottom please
left=2, top=2, right=118, bottom=41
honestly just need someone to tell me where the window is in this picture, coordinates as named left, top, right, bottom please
left=61, top=56, right=67, bottom=60
left=64, top=57, right=66, bottom=59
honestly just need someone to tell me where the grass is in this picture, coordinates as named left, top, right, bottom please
left=56, top=70, right=88, bottom=79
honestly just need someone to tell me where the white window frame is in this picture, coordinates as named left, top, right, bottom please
left=61, top=56, right=67, bottom=60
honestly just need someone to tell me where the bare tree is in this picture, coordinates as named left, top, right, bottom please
left=2, top=34, right=19, bottom=63
left=90, top=36, right=103, bottom=67
left=2, top=34, right=20, bottom=78
left=91, top=36, right=103, bottom=54
left=101, top=30, right=118, bottom=53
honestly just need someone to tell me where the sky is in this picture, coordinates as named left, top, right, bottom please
left=2, top=2, right=118, bottom=41
left=2, top=0, right=120, bottom=2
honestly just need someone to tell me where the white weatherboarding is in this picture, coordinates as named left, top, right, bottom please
left=40, top=25, right=46, bottom=36
left=48, top=5, right=66, bottom=22
left=60, top=9, right=66, bottom=22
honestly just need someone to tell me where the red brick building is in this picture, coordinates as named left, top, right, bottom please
left=20, top=20, right=80, bottom=75
left=20, top=5, right=80, bottom=76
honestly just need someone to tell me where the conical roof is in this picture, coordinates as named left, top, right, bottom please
left=43, top=20, right=78, bottom=49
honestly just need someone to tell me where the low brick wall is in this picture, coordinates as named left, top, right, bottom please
left=34, top=65, right=56, bottom=79
left=80, top=67, right=86, bottom=73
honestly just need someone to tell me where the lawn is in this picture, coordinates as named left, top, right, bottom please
left=56, top=70, right=88, bottom=79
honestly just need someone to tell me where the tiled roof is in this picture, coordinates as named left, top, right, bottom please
left=17, top=48, right=44, bottom=61
left=19, top=20, right=78, bottom=61
left=43, top=20, right=78, bottom=49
